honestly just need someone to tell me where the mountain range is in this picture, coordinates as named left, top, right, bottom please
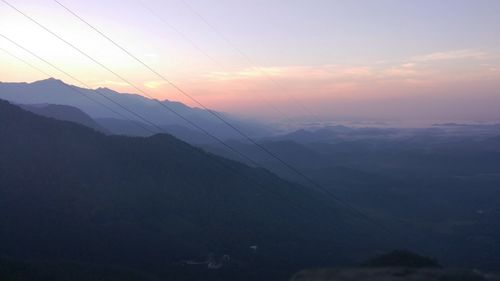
left=0, top=99, right=386, bottom=280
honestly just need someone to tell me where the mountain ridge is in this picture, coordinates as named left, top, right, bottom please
left=0, top=78, right=274, bottom=140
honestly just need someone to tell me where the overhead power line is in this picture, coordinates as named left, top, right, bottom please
left=2, top=0, right=389, bottom=232
left=1, top=0, right=265, bottom=168
left=0, top=34, right=320, bottom=235
left=49, top=0, right=385, bottom=229
left=1, top=39, right=322, bottom=243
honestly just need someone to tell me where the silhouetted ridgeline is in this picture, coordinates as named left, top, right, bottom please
left=290, top=251, right=500, bottom=281
left=0, top=99, right=385, bottom=280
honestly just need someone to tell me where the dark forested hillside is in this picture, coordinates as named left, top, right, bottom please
left=0, top=100, right=381, bottom=280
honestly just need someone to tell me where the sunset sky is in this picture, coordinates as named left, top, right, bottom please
left=1, top=0, right=500, bottom=123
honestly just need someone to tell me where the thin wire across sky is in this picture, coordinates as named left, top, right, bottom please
left=51, top=0, right=373, bottom=223
left=0, top=0, right=390, bottom=233
left=1, top=34, right=323, bottom=235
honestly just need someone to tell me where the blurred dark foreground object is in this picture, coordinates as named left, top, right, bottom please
left=290, top=267, right=500, bottom=281
left=291, top=250, right=499, bottom=281
left=360, top=250, right=441, bottom=268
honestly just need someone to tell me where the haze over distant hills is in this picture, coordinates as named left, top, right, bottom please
left=0, top=78, right=274, bottom=141
left=203, top=124, right=500, bottom=269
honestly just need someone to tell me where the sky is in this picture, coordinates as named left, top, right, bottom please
left=1, top=0, right=500, bottom=124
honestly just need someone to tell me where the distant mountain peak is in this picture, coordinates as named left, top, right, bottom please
left=95, top=87, right=117, bottom=94
left=32, top=77, right=65, bottom=85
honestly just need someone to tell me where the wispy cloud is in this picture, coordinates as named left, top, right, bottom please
left=203, top=49, right=495, bottom=86
left=95, top=80, right=130, bottom=87
left=204, top=65, right=376, bottom=82
left=142, top=53, right=160, bottom=64
left=144, top=80, right=168, bottom=89
left=179, top=48, right=500, bottom=110
left=410, top=49, right=487, bottom=62
left=205, top=67, right=284, bottom=81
